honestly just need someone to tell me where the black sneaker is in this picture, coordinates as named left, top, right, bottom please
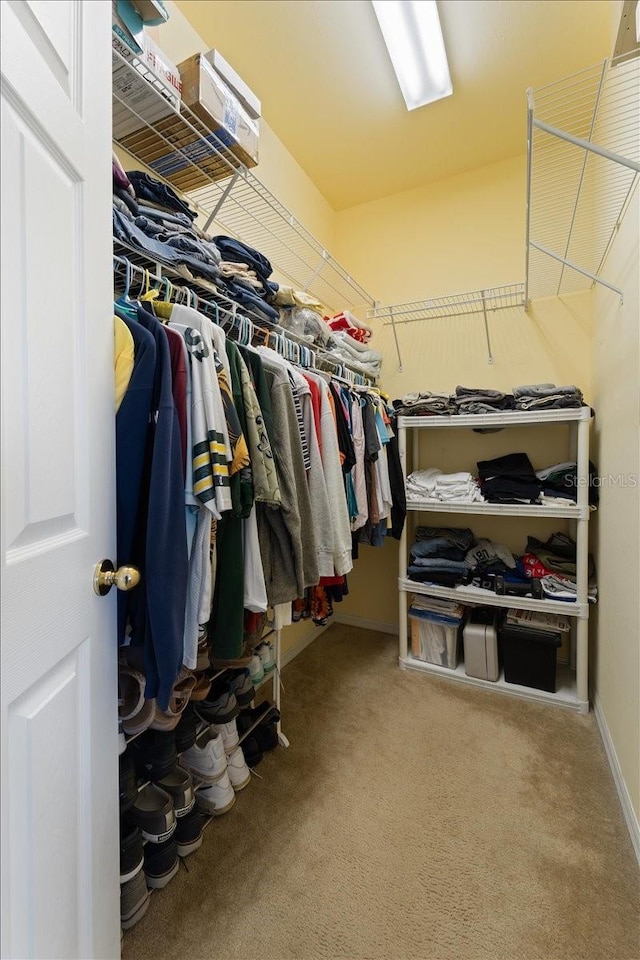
left=227, top=669, right=254, bottom=707
left=120, top=821, right=144, bottom=883
left=236, top=702, right=279, bottom=736
left=119, top=751, right=137, bottom=815
left=154, top=766, right=195, bottom=818
left=128, top=729, right=177, bottom=780
left=175, top=703, right=198, bottom=754
left=255, top=719, right=279, bottom=752
left=144, top=836, right=179, bottom=889
left=241, top=736, right=264, bottom=768
left=175, top=808, right=207, bottom=857
left=130, top=783, right=176, bottom=843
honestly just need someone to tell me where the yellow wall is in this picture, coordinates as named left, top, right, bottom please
left=332, top=156, right=593, bottom=628
left=147, top=2, right=335, bottom=251
left=590, top=189, right=639, bottom=825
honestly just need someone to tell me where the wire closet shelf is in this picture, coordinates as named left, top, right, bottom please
left=367, top=283, right=525, bottom=368
left=111, top=46, right=375, bottom=316
left=525, top=55, right=640, bottom=304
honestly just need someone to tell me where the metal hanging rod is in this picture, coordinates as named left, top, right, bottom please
left=111, top=46, right=375, bottom=315
left=525, top=56, right=640, bottom=306
left=367, top=283, right=525, bottom=369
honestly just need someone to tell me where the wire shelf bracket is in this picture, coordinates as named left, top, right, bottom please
left=368, top=283, right=524, bottom=368
left=525, top=56, right=640, bottom=307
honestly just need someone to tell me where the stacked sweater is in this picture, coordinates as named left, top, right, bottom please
left=514, top=384, right=583, bottom=410
left=477, top=452, right=542, bottom=504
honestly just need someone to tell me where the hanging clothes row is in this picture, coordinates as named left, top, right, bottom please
left=113, top=257, right=405, bottom=721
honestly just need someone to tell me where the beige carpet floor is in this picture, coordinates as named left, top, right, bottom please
left=124, top=625, right=640, bottom=960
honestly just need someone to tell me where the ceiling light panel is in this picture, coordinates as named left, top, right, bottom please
left=372, top=0, right=453, bottom=110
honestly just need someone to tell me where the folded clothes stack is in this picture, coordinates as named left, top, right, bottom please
left=536, top=460, right=599, bottom=507
left=407, top=526, right=474, bottom=586
left=393, top=392, right=457, bottom=416
left=453, top=386, right=516, bottom=415
left=477, top=452, right=542, bottom=504
left=327, top=331, right=383, bottom=379
left=328, top=310, right=373, bottom=344
left=406, top=468, right=484, bottom=503
left=513, top=383, right=584, bottom=410
left=517, top=532, right=597, bottom=602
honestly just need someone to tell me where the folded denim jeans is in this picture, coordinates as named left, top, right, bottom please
left=128, top=171, right=197, bottom=221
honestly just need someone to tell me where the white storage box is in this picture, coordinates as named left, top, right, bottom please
left=463, top=609, right=499, bottom=681
left=409, top=608, right=461, bottom=669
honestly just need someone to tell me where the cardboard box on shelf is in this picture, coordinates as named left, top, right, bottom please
left=203, top=49, right=261, bottom=120
left=112, top=7, right=181, bottom=141
left=177, top=54, right=259, bottom=169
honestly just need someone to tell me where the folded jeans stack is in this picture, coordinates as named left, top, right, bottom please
left=453, top=385, right=516, bottom=415
left=477, top=452, right=542, bottom=504
left=513, top=383, right=584, bottom=410
left=408, top=527, right=474, bottom=586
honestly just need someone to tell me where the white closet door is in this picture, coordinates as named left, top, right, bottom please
left=1, top=2, right=118, bottom=958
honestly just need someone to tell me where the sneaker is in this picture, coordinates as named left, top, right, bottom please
left=130, top=783, right=176, bottom=844
left=196, top=772, right=236, bottom=816
left=257, top=641, right=275, bottom=673
left=119, top=752, right=137, bottom=815
left=179, top=727, right=227, bottom=783
left=128, top=729, right=177, bottom=781
left=143, top=836, right=180, bottom=889
left=190, top=671, right=212, bottom=702
left=118, top=665, right=155, bottom=737
left=237, top=702, right=279, bottom=736
left=120, top=822, right=144, bottom=883
left=226, top=746, right=251, bottom=791
left=227, top=668, right=254, bottom=706
left=150, top=669, right=196, bottom=732
left=249, top=655, right=264, bottom=686
left=175, top=808, right=207, bottom=857
left=211, top=719, right=240, bottom=754
left=120, top=870, right=150, bottom=930
left=154, top=766, right=195, bottom=818
left=241, top=736, right=264, bottom=768
left=174, top=703, right=198, bottom=754
left=194, top=681, right=239, bottom=724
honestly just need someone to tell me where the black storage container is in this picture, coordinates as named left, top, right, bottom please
left=500, top=623, right=562, bottom=692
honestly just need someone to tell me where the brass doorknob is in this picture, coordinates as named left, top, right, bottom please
left=93, top=559, right=141, bottom=596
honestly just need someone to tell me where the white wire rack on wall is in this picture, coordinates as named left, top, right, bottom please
left=367, top=283, right=525, bottom=369
left=111, top=46, right=375, bottom=316
left=525, top=55, right=640, bottom=305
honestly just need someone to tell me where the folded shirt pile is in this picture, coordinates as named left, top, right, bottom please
left=453, top=386, right=516, bottom=415
left=513, top=383, right=584, bottom=410
left=328, top=310, right=373, bottom=344
left=536, top=460, right=599, bottom=507
left=517, top=532, right=597, bottom=603
left=406, top=468, right=484, bottom=503
left=393, top=392, right=457, bottom=416
left=327, top=331, right=382, bottom=379
left=477, top=452, right=542, bottom=504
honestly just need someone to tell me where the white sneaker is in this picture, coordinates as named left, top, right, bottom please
left=212, top=719, right=240, bottom=754
left=258, top=641, right=275, bottom=673
left=249, top=655, right=264, bottom=685
left=179, top=727, right=227, bottom=783
left=196, top=772, right=236, bottom=816
left=227, top=746, right=251, bottom=791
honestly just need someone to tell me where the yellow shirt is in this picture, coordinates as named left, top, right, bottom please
left=114, top=316, right=135, bottom=413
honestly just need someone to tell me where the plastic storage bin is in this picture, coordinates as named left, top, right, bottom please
left=409, top=610, right=461, bottom=669
left=463, top=609, right=499, bottom=681
left=500, top=623, right=562, bottom=692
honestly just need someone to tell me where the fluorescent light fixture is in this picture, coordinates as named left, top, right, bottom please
left=372, top=0, right=452, bottom=110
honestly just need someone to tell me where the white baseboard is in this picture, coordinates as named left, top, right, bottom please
left=593, top=693, right=640, bottom=866
left=281, top=623, right=328, bottom=668
left=333, top=613, right=399, bottom=635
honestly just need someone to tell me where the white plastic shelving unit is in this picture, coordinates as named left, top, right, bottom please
left=397, top=407, right=593, bottom=713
